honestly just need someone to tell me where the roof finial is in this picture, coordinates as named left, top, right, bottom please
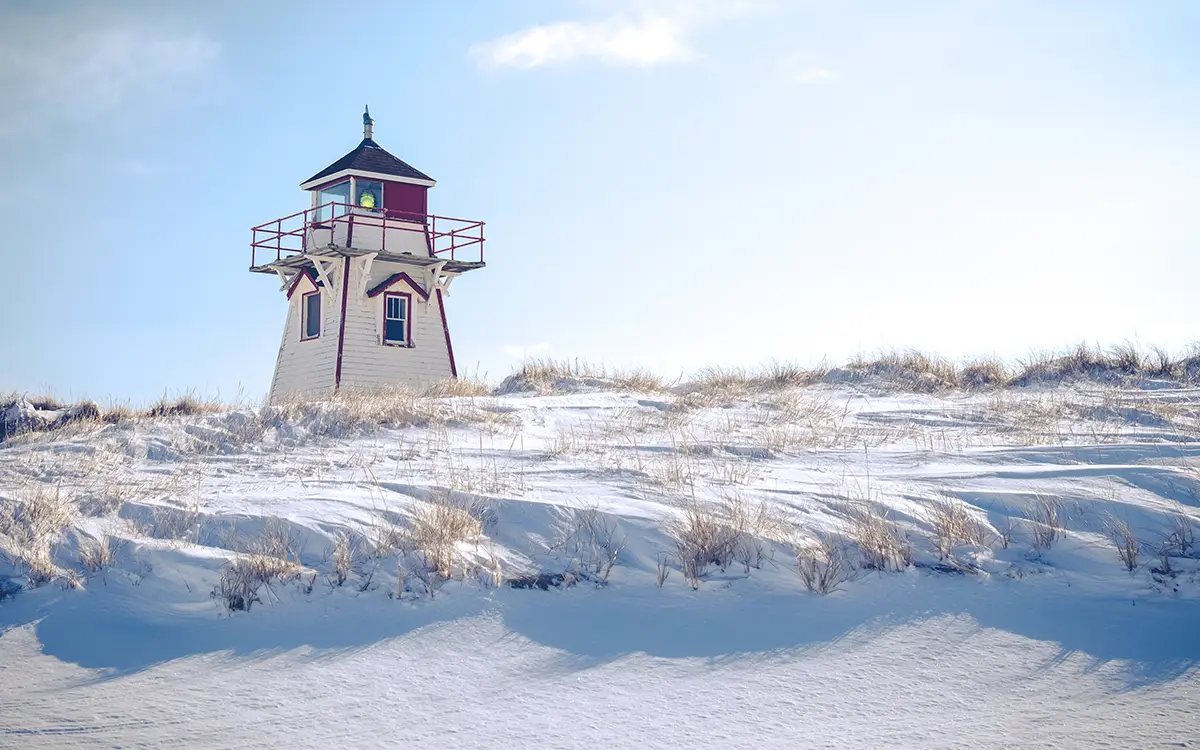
left=363, top=105, right=374, bottom=141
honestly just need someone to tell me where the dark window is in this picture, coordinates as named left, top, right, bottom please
left=302, top=292, right=321, bottom=340
left=384, top=294, right=408, bottom=345
left=356, top=179, right=383, bottom=210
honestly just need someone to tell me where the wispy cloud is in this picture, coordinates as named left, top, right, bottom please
left=473, top=17, right=690, bottom=69
left=0, top=8, right=217, bottom=136
left=471, top=1, right=768, bottom=69
left=795, top=66, right=840, bottom=84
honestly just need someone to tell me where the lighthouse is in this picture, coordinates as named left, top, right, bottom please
left=250, top=108, right=485, bottom=402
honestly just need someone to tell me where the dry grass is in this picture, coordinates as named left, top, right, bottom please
left=924, top=496, right=988, bottom=561
left=78, top=534, right=119, bottom=573
left=498, top=358, right=665, bottom=395
left=0, top=485, right=76, bottom=586
left=844, top=350, right=960, bottom=393
left=794, top=533, right=852, bottom=594
left=408, top=493, right=486, bottom=579
left=554, top=505, right=626, bottom=583
left=422, top=377, right=493, bottom=398
left=664, top=494, right=785, bottom=588
left=329, top=531, right=361, bottom=587
left=1107, top=515, right=1142, bottom=572
left=845, top=502, right=912, bottom=571
left=212, top=553, right=306, bottom=612
left=266, top=387, right=517, bottom=438
left=1161, top=510, right=1196, bottom=558
left=145, top=392, right=223, bottom=419
left=678, top=362, right=826, bottom=403
left=960, top=357, right=1010, bottom=389
left=255, top=519, right=303, bottom=564
left=1028, top=496, right=1065, bottom=553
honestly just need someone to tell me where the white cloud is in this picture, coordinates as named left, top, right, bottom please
left=472, top=16, right=690, bottom=69
left=471, top=0, right=769, bottom=69
left=0, top=9, right=217, bottom=136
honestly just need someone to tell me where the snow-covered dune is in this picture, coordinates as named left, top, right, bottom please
left=2, top=383, right=1198, bottom=747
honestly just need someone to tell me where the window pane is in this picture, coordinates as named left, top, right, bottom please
left=315, top=182, right=350, bottom=221
left=385, top=317, right=405, bottom=343
left=356, top=180, right=383, bottom=210
left=386, top=296, right=407, bottom=321
left=304, top=293, right=321, bottom=338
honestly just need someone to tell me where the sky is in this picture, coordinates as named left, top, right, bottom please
left=1, top=0, right=1198, bottom=404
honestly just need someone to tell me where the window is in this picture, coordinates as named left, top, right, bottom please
left=314, top=181, right=350, bottom=222
left=383, top=294, right=409, bottom=345
left=302, top=291, right=321, bottom=340
left=356, top=179, right=383, bottom=210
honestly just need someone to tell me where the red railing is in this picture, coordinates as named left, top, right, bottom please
left=250, top=202, right=485, bottom=268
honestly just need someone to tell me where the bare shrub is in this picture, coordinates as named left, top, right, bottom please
left=409, top=493, right=485, bottom=579
left=1161, top=510, right=1196, bottom=558
left=1107, top=516, right=1142, bottom=572
left=213, top=554, right=303, bottom=612
left=556, top=505, right=626, bottom=583
left=846, top=502, right=912, bottom=571
left=664, top=494, right=782, bottom=587
left=655, top=552, right=671, bottom=587
left=1027, top=496, right=1065, bottom=553
left=992, top=516, right=1018, bottom=550
left=794, top=533, right=851, bottom=594
left=78, top=534, right=118, bottom=573
left=667, top=503, right=742, bottom=589
left=924, top=497, right=988, bottom=561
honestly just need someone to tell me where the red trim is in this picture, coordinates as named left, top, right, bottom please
left=334, top=258, right=351, bottom=390
left=300, top=290, right=321, bottom=341
left=366, top=272, right=429, bottom=301
left=285, top=267, right=320, bottom=300
left=382, top=292, right=414, bottom=346
left=308, top=176, right=351, bottom=194
left=251, top=202, right=483, bottom=268
left=436, top=288, right=457, bottom=378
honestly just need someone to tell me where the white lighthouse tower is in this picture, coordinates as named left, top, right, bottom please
left=250, top=108, right=485, bottom=402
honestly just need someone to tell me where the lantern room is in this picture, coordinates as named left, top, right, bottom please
left=250, top=106, right=484, bottom=272
left=298, top=106, right=434, bottom=222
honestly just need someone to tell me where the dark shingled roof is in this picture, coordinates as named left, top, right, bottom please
left=302, top=138, right=434, bottom=186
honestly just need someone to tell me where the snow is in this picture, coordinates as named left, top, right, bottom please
left=1, top=383, right=1199, bottom=747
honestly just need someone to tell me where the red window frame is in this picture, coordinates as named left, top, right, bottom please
left=382, top=292, right=412, bottom=347
left=300, top=291, right=321, bottom=341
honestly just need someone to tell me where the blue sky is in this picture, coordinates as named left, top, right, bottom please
left=1, top=0, right=1198, bottom=403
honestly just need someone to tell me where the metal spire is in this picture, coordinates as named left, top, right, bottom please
left=363, top=105, right=374, bottom=140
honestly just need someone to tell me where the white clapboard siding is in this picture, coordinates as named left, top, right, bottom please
left=317, top=210, right=429, bottom=257
left=338, top=260, right=453, bottom=391
left=268, top=257, right=455, bottom=402
left=269, top=272, right=338, bottom=401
